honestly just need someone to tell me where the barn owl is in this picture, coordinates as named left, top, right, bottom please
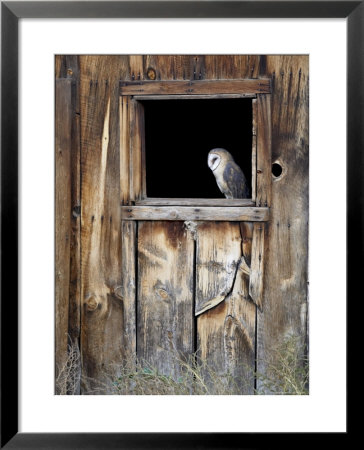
left=208, top=148, right=250, bottom=199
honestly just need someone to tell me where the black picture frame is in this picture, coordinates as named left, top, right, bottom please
left=1, top=1, right=356, bottom=448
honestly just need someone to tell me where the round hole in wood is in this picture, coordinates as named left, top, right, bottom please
left=272, top=162, right=283, bottom=178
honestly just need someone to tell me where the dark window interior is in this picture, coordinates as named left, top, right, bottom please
left=143, top=98, right=252, bottom=198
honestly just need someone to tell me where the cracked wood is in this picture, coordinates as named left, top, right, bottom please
left=196, top=222, right=256, bottom=393
left=137, top=221, right=195, bottom=379
left=79, top=56, right=129, bottom=393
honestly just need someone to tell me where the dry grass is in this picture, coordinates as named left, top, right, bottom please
left=56, top=335, right=308, bottom=395
left=85, top=353, right=248, bottom=395
left=255, top=334, right=309, bottom=395
left=55, top=341, right=81, bottom=395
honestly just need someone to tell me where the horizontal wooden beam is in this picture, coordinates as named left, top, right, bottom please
left=120, top=79, right=271, bottom=96
left=121, top=206, right=269, bottom=221
left=135, top=198, right=255, bottom=206
left=132, top=94, right=256, bottom=101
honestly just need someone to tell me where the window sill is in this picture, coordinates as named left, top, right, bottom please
left=121, top=205, right=269, bottom=222
left=135, top=198, right=255, bottom=207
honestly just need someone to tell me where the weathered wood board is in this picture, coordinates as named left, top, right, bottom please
left=79, top=56, right=129, bottom=393
left=137, top=221, right=195, bottom=378
left=195, top=222, right=242, bottom=315
left=251, top=98, right=257, bottom=201
left=55, top=78, right=72, bottom=380
left=120, top=79, right=271, bottom=96
left=256, top=94, right=272, bottom=208
left=196, top=222, right=256, bottom=393
left=256, top=56, right=309, bottom=392
left=67, top=57, right=82, bottom=393
left=121, top=206, right=269, bottom=222
left=249, top=223, right=266, bottom=310
left=119, top=95, right=130, bottom=206
left=119, top=220, right=137, bottom=367
left=135, top=198, right=255, bottom=206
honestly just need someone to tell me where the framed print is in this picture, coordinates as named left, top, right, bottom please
left=1, top=1, right=356, bottom=448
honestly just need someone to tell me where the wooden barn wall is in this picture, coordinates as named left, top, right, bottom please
left=55, top=55, right=308, bottom=394
left=256, top=56, right=309, bottom=391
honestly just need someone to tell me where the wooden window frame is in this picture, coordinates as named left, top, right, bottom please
left=120, top=79, right=271, bottom=222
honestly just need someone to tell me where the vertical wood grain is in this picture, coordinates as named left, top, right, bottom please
left=119, top=220, right=137, bottom=367
left=129, top=55, right=144, bottom=81
left=79, top=56, right=129, bottom=393
left=137, top=221, right=195, bottom=378
left=204, top=55, right=262, bottom=80
left=129, top=100, right=144, bottom=201
left=256, top=94, right=272, bottom=208
left=67, top=57, right=81, bottom=342
left=55, top=78, right=72, bottom=381
left=249, top=222, right=265, bottom=310
left=196, top=222, right=256, bottom=393
left=119, top=96, right=130, bottom=206
left=256, top=56, right=309, bottom=392
left=251, top=98, right=257, bottom=201
left=195, top=222, right=241, bottom=316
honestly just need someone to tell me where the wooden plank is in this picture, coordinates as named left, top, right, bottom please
left=119, top=96, right=130, bottom=205
left=190, top=55, right=206, bottom=80
left=204, top=55, right=263, bottom=80
left=256, top=56, right=309, bottom=393
left=129, top=55, right=144, bottom=81
left=249, top=222, right=265, bottom=310
left=195, top=222, right=242, bottom=315
left=55, top=58, right=82, bottom=393
left=248, top=55, right=260, bottom=79
left=132, top=94, right=256, bottom=101
left=119, top=221, right=137, bottom=367
left=196, top=222, right=256, bottom=393
left=251, top=98, right=257, bottom=201
left=137, top=221, right=194, bottom=378
left=140, top=104, right=147, bottom=198
left=143, top=55, right=205, bottom=81
left=67, top=56, right=81, bottom=347
left=135, top=198, right=255, bottom=207
left=121, top=206, right=269, bottom=222
left=204, top=55, right=247, bottom=79
left=240, top=222, right=253, bottom=266
left=256, top=94, right=272, bottom=207
left=79, top=55, right=129, bottom=393
left=144, top=55, right=178, bottom=80
left=129, top=99, right=144, bottom=201
left=120, top=79, right=271, bottom=96
left=55, top=78, right=72, bottom=381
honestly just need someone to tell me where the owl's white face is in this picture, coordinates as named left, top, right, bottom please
left=208, top=153, right=221, bottom=171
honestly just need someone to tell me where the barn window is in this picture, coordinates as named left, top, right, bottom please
left=120, top=79, right=272, bottom=221
left=143, top=98, right=252, bottom=199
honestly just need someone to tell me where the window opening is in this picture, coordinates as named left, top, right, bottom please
left=143, top=98, right=252, bottom=199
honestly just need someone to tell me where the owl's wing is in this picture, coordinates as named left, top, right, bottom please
left=223, top=162, right=250, bottom=199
